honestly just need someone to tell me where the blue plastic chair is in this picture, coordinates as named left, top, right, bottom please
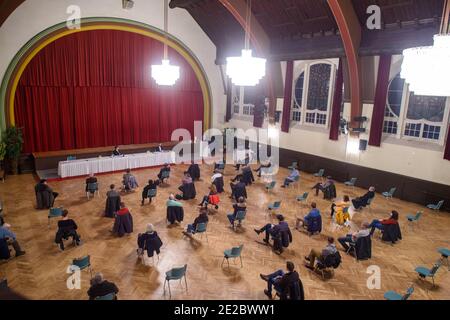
left=287, top=162, right=298, bottom=170
left=195, top=222, right=208, bottom=242
left=147, top=188, right=157, bottom=199
left=216, top=163, right=225, bottom=170
left=265, top=181, right=276, bottom=192
left=289, top=175, right=300, bottom=188
left=415, top=261, right=442, bottom=287
left=384, top=286, right=414, bottom=300
left=268, top=201, right=281, bottom=211
left=222, top=245, right=244, bottom=268
left=296, top=192, right=309, bottom=203
left=86, top=182, right=99, bottom=199
left=164, top=264, right=187, bottom=298
left=427, top=200, right=444, bottom=211
left=95, top=293, right=116, bottom=300
left=229, top=210, right=246, bottom=230
left=48, top=207, right=64, bottom=228
left=382, top=187, right=396, bottom=199
left=67, top=156, right=76, bottom=161
left=72, top=255, right=93, bottom=278
left=344, top=178, right=357, bottom=187
left=438, top=248, right=450, bottom=271
left=407, top=211, right=423, bottom=227
left=314, top=169, right=324, bottom=178
left=160, top=170, right=170, bottom=183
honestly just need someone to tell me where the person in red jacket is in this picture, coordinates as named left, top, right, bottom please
left=368, top=210, right=399, bottom=236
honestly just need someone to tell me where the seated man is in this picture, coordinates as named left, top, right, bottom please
left=198, top=184, right=219, bottom=209
left=311, top=176, right=334, bottom=197
left=352, top=186, right=375, bottom=210
left=0, top=222, right=25, bottom=257
left=157, top=164, right=171, bottom=183
left=254, top=159, right=272, bottom=177
left=230, top=178, right=247, bottom=201
left=211, top=170, right=224, bottom=193
left=183, top=207, right=209, bottom=236
left=296, top=202, right=322, bottom=234
left=338, top=222, right=371, bottom=252
left=112, top=145, right=122, bottom=156
left=368, top=210, right=399, bottom=236
left=137, top=223, right=163, bottom=261
left=55, top=209, right=81, bottom=251
left=281, top=168, right=300, bottom=188
left=227, top=196, right=247, bottom=227
left=241, top=164, right=255, bottom=185
left=35, top=179, right=59, bottom=209
left=105, top=184, right=121, bottom=218
left=254, top=214, right=292, bottom=253
left=87, top=272, right=119, bottom=300
left=304, top=237, right=337, bottom=270
left=141, top=179, right=159, bottom=205
left=187, top=161, right=201, bottom=181
left=122, top=169, right=138, bottom=191
left=166, top=194, right=184, bottom=225
left=260, top=261, right=304, bottom=300
left=331, top=195, right=350, bottom=218
left=112, top=202, right=133, bottom=237
left=85, top=173, right=98, bottom=193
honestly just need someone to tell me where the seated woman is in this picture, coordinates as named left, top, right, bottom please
left=141, top=179, right=159, bottom=205
left=137, top=223, right=163, bottom=264
left=85, top=173, right=98, bottom=194
left=112, top=202, right=133, bottom=237
left=177, top=172, right=196, bottom=200
left=166, top=194, right=184, bottom=224
left=352, top=186, right=375, bottom=210
left=105, top=184, right=121, bottom=218
left=187, top=161, right=201, bottom=181
left=198, top=184, right=220, bottom=209
left=55, top=209, right=81, bottom=251
left=296, top=202, right=322, bottom=234
left=122, top=169, right=138, bottom=192
left=157, top=164, right=171, bottom=183
left=368, top=210, right=400, bottom=237
left=254, top=214, right=293, bottom=254
left=331, top=195, right=351, bottom=217
left=182, top=207, right=209, bottom=236
left=88, top=273, right=119, bottom=300
left=211, top=170, right=224, bottom=193
left=227, top=197, right=247, bottom=227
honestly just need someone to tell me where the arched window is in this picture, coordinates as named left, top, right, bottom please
left=383, top=73, right=449, bottom=144
left=291, top=72, right=304, bottom=122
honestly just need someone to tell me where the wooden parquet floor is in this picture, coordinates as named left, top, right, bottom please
left=0, top=164, right=449, bottom=300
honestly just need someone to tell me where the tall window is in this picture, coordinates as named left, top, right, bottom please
left=232, top=86, right=255, bottom=119
left=383, top=73, right=449, bottom=144
left=291, top=62, right=335, bottom=127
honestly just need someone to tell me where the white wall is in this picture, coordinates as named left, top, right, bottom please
left=0, top=0, right=226, bottom=129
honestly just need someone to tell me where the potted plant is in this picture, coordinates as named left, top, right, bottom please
left=0, top=141, right=6, bottom=180
left=2, top=126, right=23, bottom=175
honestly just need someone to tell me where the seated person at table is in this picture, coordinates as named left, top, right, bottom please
left=338, top=222, right=371, bottom=252
left=157, top=164, right=171, bottom=183
left=88, top=272, right=119, bottom=300
left=182, top=207, right=209, bottom=236
left=0, top=221, right=26, bottom=257
left=122, top=169, right=138, bottom=191
left=187, top=161, right=201, bottom=181
left=105, top=184, right=121, bottom=218
left=112, top=145, right=122, bottom=156
left=141, top=179, right=159, bottom=205
left=112, top=202, right=133, bottom=237
left=85, top=173, right=98, bottom=193
left=296, top=202, right=321, bottom=233
left=368, top=210, right=399, bottom=236
left=35, top=179, right=59, bottom=209
left=227, top=196, right=246, bottom=227
left=211, top=170, right=224, bottom=193
left=137, top=223, right=163, bottom=261
left=259, top=261, right=304, bottom=300
left=281, top=168, right=300, bottom=188
left=230, top=178, right=247, bottom=201
left=311, top=176, right=334, bottom=196
left=254, top=214, right=292, bottom=253
left=198, top=184, right=219, bottom=209
left=304, top=237, right=337, bottom=270
left=254, top=159, right=272, bottom=177
left=55, top=209, right=81, bottom=251
left=331, top=195, right=350, bottom=218
left=352, top=186, right=375, bottom=210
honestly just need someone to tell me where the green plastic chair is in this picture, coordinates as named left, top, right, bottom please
left=195, top=222, right=208, bottom=242
left=407, top=211, right=423, bottom=228
left=427, top=200, right=444, bottom=211
left=232, top=210, right=246, bottom=230
left=86, top=182, right=99, bottom=199
left=268, top=201, right=281, bottom=211
left=415, top=261, right=442, bottom=287
left=438, top=248, right=450, bottom=271
left=314, top=169, right=324, bottom=178
left=344, top=178, right=357, bottom=187
left=222, top=245, right=244, bottom=268
left=71, top=255, right=93, bottom=278
left=382, top=187, right=396, bottom=199
left=160, top=170, right=170, bottom=183
left=296, top=192, right=309, bottom=203
left=48, top=207, right=64, bottom=228
left=164, top=264, right=187, bottom=298
left=265, top=181, right=276, bottom=192
left=287, top=161, right=298, bottom=170
left=384, top=286, right=414, bottom=300
left=95, top=293, right=116, bottom=300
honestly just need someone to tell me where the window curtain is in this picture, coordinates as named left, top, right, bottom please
left=281, top=60, right=294, bottom=133
left=225, top=78, right=232, bottom=122
left=445, top=126, right=450, bottom=160
left=369, top=54, right=392, bottom=147
left=252, top=85, right=265, bottom=128
left=329, top=58, right=343, bottom=140
left=14, top=29, right=204, bottom=153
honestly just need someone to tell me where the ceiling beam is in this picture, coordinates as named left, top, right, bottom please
left=327, top=0, right=362, bottom=129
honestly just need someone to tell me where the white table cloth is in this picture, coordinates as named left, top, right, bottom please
left=57, top=151, right=175, bottom=178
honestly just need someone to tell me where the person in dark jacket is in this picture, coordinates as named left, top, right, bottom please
left=166, top=194, right=184, bottom=224
left=55, top=209, right=81, bottom=251
left=187, top=161, right=201, bottom=181
left=368, top=210, right=399, bottom=236
left=312, top=176, right=334, bottom=197
left=183, top=207, right=209, bottom=236
left=260, top=261, right=304, bottom=300
left=137, top=223, right=163, bottom=263
left=35, top=179, right=59, bottom=209
left=157, top=164, right=171, bottom=183
left=230, top=178, right=247, bottom=200
left=296, top=202, right=322, bottom=234
left=141, top=179, right=159, bottom=205
left=304, top=237, right=337, bottom=269
left=254, top=214, right=293, bottom=253
left=352, top=186, right=375, bottom=209
left=112, top=146, right=122, bottom=156
left=87, top=272, right=119, bottom=300
left=211, top=170, right=225, bottom=193
left=85, top=173, right=98, bottom=193
left=122, top=169, right=138, bottom=192
left=0, top=222, right=25, bottom=257
left=105, top=184, right=121, bottom=218
left=112, top=202, right=133, bottom=237
left=198, top=184, right=219, bottom=209
left=227, top=197, right=247, bottom=227
left=254, top=159, right=272, bottom=178
left=338, top=222, right=371, bottom=251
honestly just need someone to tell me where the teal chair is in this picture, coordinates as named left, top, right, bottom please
left=67, top=156, right=76, bottom=161
left=296, top=192, right=309, bottom=203
left=415, top=261, right=442, bottom=287
left=265, top=181, right=276, bottom=192
left=72, top=255, right=93, bottom=278
left=384, top=286, right=414, bottom=300
left=86, top=182, right=99, bottom=199
left=164, top=264, right=187, bottom=298
left=287, top=161, right=298, bottom=170
left=95, top=293, right=116, bottom=300
left=146, top=188, right=157, bottom=203
left=382, top=187, right=396, bottom=199
left=195, top=222, right=208, bottom=242
left=230, top=210, right=246, bottom=230
left=268, top=201, right=281, bottom=211
left=216, top=163, right=225, bottom=170
left=160, top=170, right=170, bottom=183
left=427, top=200, right=444, bottom=211
left=407, top=211, right=423, bottom=227
left=313, top=169, right=324, bottom=178
left=289, top=175, right=300, bottom=188
left=48, top=207, right=64, bottom=228
left=344, top=178, right=357, bottom=188
left=222, top=245, right=244, bottom=268
left=438, top=248, right=450, bottom=271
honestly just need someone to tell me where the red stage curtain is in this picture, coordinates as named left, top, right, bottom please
left=329, top=58, right=343, bottom=141
left=281, top=61, right=294, bottom=133
left=14, top=30, right=204, bottom=153
left=369, top=54, right=392, bottom=147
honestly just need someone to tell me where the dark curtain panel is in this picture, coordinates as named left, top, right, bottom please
left=369, top=54, right=392, bottom=147
left=329, top=58, right=343, bottom=140
left=445, top=126, right=450, bottom=161
left=225, top=78, right=232, bottom=122
left=14, top=29, right=204, bottom=153
left=281, top=60, right=294, bottom=133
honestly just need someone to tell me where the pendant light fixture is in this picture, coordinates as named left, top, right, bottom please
left=226, top=0, right=266, bottom=86
left=151, top=0, right=180, bottom=86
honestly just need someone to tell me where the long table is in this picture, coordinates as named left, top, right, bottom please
left=57, top=151, right=175, bottom=178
